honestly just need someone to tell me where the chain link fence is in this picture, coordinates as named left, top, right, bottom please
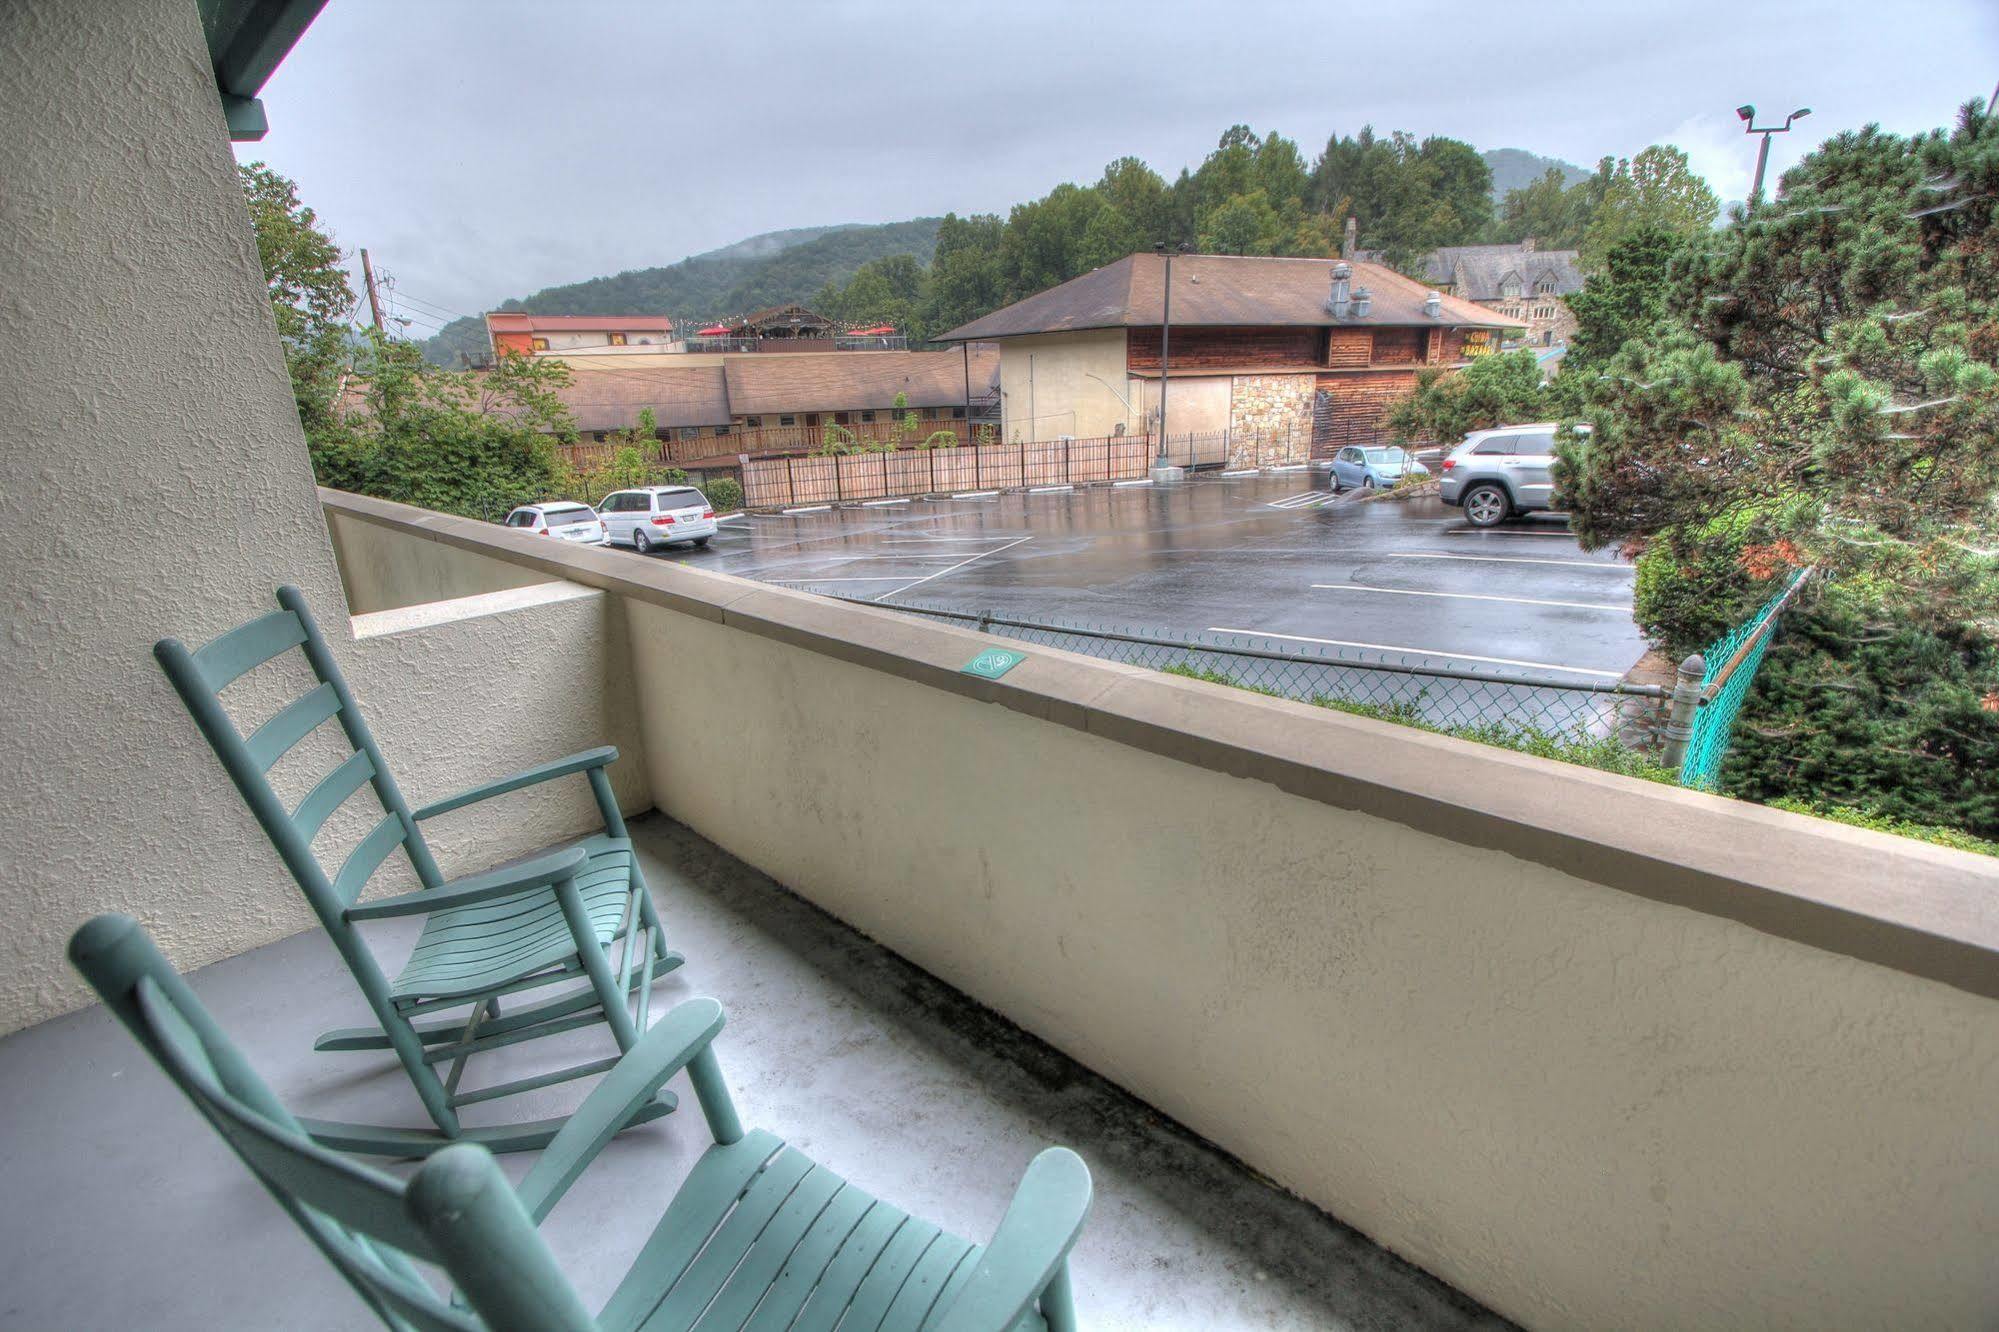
left=781, top=589, right=1669, bottom=751
left=1676, top=569, right=1813, bottom=789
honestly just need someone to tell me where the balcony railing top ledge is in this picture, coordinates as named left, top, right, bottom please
left=321, top=487, right=1999, bottom=1001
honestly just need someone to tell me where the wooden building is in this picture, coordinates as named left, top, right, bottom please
left=934, top=253, right=1522, bottom=459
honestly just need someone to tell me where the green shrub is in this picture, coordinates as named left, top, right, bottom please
left=703, top=476, right=744, bottom=513
left=1766, top=798, right=1998, bottom=858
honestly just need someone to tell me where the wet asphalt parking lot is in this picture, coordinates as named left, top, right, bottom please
left=648, top=471, right=1647, bottom=681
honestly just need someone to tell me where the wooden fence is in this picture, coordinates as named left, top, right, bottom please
left=558, top=418, right=982, bottom=471
left=743, top=435, right=1155, bottom=508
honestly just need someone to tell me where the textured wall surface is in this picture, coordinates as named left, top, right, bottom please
left=626, top=599, right=1999, bottom=1331
left=1226, top=373, right=1317, bottom=463
left=996, top=330, right=1131, bottom=441
left=329, top=507, right=557, bottom=614
left=0, top=2, right=649, bottom=1032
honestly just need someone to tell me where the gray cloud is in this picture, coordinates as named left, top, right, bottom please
left=240, top=0, right=1999, bottom=322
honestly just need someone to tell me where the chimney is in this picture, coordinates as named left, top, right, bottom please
left=1520, top=237, right=1535, bottom=253
left=1328, top=262, right=1352, bottom=318
left=1341, top=216, right=1357, bottom=260
left=1351, top=286, right=1372, bottom=318
left=1424, top=291, right=1443, bottom=318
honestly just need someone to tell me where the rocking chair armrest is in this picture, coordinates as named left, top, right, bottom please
left=343, top=846, right=590, bottom=922
left=412, top=746, right=620, bottom=821
left=514, top=998, right=728, bottom=1224
left=930, top=1147, right=1093, bottom=1332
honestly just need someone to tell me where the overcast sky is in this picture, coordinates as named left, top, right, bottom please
left=240, top=1, right=1999, bottom=330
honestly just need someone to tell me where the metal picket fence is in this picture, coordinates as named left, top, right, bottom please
left=1675, top=569, right=1813, bottom=789
left=781, top=590, right=1670, bottom=748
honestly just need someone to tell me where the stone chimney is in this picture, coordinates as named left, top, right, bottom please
left=1328, top=262, right=1351, bottom=318
left=1341, top=216, right=1357, bottom=260
left=1424, top=291, right=1443, bottom=318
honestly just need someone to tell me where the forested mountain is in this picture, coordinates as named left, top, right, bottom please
left=420, top=219, right=941, bottom=366
left=1481, top=148, right=1589, bottom=197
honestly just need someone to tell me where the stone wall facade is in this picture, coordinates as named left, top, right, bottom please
left=1226, top=373, right=1317, bottom=465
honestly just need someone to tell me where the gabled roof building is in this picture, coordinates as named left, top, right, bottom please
left=1415, top=240, right=1584, bottom=347
left=934, top=252, right=1522, bottom=457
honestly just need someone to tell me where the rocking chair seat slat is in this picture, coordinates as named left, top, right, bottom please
left=606, top=1130, right=1048, bottom=1332
left=390, top=835, right=636, bottom=1003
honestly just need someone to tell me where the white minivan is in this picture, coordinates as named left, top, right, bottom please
left=599, top=486, right=718, bottom=553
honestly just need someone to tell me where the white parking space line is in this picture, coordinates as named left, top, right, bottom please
left=1267, top=492, right=1331, bottom=510
left=1385, top=551, right=1631, bottom=571
left=788, top=575, right=919, bottom=582
left=874, top=534, right=1033, bottom=602
left=1206, top=627, right=1626, bottom=678
left=1443, top=527, right=1573, bottom=539
left=1311, top=584, right=1631, bottom=612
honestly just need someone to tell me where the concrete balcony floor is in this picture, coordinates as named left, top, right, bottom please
left=0, top=815, right=1508, bottom=1330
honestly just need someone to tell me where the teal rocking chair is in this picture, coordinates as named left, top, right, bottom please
left=71, top=915, right=1091, bottom=1332
left=155, top=585, right=683, bottom=1156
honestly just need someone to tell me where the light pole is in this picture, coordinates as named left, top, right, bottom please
left=1150, top=241, right=1191, bottom=483
left=1737, top=104, right=1811, bottom=203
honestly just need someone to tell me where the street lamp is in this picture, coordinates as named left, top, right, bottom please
left=1737, top=104, right=1811, bottom=203
left=1152, top=240, right=1191, bottom=478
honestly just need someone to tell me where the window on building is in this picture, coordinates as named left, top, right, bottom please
left=744, top=416, right=762, bottom=429
left=713, top=425, right=730, bottom=436
left=779, top=415, right=797, bottom=427
left=607, top=332, right=628, bottom=346
left=951, top=407, right=966, bottom=419
left=1499, top=279, right=1522, bottom=300
left=859, top=410, right=875, bottom=423
left=677, top=427, right=697, bottom=441
left=530, top=337, right=550, bottom=351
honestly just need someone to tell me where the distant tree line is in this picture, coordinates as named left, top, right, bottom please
left=811, top=126, right=1721, bottom=344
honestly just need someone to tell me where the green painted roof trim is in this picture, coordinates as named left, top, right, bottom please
left=197, top=0, right=328, bottom=141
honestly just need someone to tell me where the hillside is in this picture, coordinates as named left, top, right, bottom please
left=421, top=218, right=942, bottom=366
left=1481, top=148, right=1590, bottom=198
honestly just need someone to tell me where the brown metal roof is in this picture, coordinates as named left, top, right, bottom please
left=724, top=347, right=999, bottom=416
left=546, top=362, right=731, bottom=432
left=934, top=252, right=1523, bottom=342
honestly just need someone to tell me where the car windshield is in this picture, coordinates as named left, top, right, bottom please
left=541, top=506, right=596, bottom=527
left=1363, top=448, right=1406, bottom=463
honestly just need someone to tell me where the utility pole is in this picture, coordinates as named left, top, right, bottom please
left=1736, top=105, right=1811, bottom=203
left=1150, top=241, right=1190, bottom=483
left=360, top=247, right=385, bottom=335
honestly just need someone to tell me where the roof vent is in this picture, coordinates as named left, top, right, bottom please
left=1424, top=291, right=1443, bottom=318
left=1351, top=287, right=1372, bottom=318
left=1328, top=262, right=1352, bottom=318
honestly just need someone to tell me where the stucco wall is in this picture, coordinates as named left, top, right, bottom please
left=328, top=504, right=560, bottom=614
left=0, top=1, right=649, bottom=1032
left=1130, top=373, right=1234, bottom=437
left=624, top=596, right=1999, bottom=1331
left=997, top=330, right=1131, bottom=441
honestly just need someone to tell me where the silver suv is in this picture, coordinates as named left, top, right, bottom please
left=1437, top=423, right=1563, bottom=528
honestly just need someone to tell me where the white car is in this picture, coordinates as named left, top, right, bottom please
left=599, top=486, right=718, bottom=553
left=501, top=502, right=607, bottom=544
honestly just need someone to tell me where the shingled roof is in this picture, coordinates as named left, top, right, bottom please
left=933, top=252, right=1520, bottom=343
left=545, top=363, right=730, bottom=433
left=723, top=347, right=999, bottom=416
left=1418, top=243, right=1585, bottom=302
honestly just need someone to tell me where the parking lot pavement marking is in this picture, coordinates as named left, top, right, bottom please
left=1266, top=492, right=1330, bottom=509
left=1442, top=527, right=1574, bottom=538
left=950, top=490, right=999, bottom=499
left=873, top=534, right=1034, bottom=602
left=1205, top=627, right=1626, bottom=678
left=1385, top=551, right=1632, bottom=570
left=1310, top=583, right=1632, bottom=613
left=781, top=505, right=832, bottom=515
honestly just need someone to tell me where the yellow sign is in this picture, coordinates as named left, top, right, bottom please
left=1462, top=330, right=1493, bottom=358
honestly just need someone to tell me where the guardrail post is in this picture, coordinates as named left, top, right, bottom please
left=1660, top=653, right=1706, bottom=771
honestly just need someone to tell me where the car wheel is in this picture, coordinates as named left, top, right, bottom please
left=1329, top=477, right=1343, bottom=493
left=694, top=536, right=711, bottom=548
left=631, top=528, right=653, bottom=554
left=1361, top=475, right=1377, bottom=492
left=1462, top=484, right=1510, bottom=528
